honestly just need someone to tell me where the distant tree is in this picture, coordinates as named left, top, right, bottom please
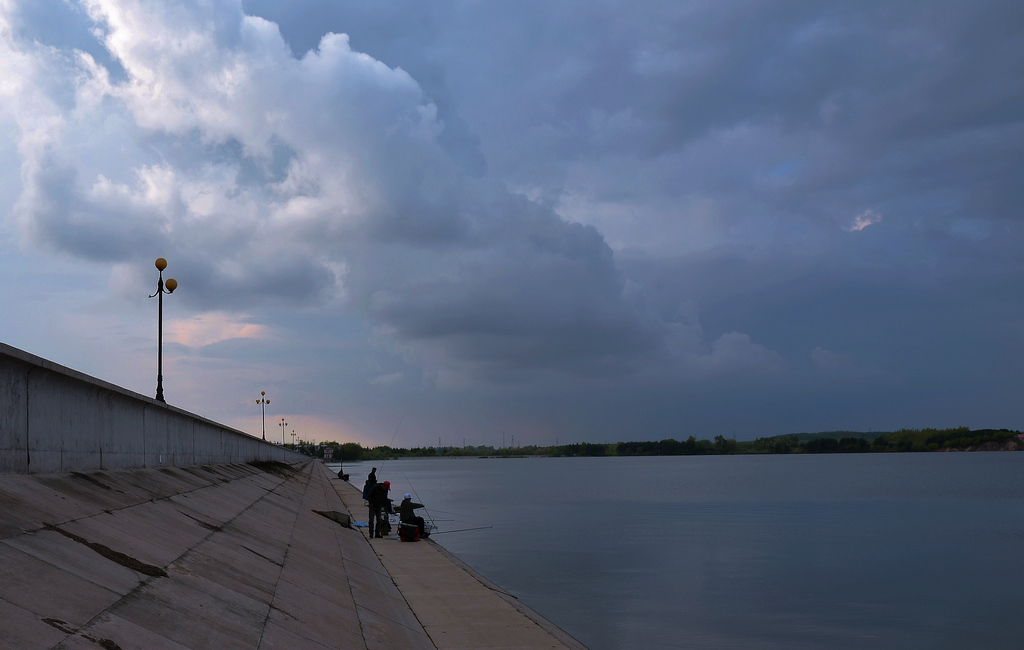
left=682, top=436, right=700, bottom=454
left=801, top=438, right=839, bottom=453
left=838, top=438, right=870, bottom=453
left=713, top=435, right=739, bottom=453
left=771, top=437, right=794, bottom=454
left=337, top=442, right=363, bottom=461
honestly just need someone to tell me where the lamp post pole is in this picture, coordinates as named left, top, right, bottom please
left=149, top=258, right=177, bottom=402
left=279, top=417, right=288, bottom=445
left=256, top=391, right=270, bottom=440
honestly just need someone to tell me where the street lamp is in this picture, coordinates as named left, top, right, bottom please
left=256, top=391, right=270, bottom=440
left=291, top=430, right=296, bottom=446
left=148, top=258, right=177, bottom=402
left=279, top=417, right=288, bottom=444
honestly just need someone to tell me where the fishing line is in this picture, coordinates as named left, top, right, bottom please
left=401, top=472, right=439, bottom=532
left=410, top=505, right=490, bottom=529
left=430, top=525, right=493, bottom=535
left=419, top=507, right=464, bottom=516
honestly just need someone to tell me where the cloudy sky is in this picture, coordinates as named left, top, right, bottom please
left=1, top=0, right=1021, bottom=446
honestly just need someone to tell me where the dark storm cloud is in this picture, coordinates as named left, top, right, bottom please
left=3, top=0, right=1022, bottom=442
left=348, top=214, right=661, bottom=376
left=245, top=0, right=1023, bottom=236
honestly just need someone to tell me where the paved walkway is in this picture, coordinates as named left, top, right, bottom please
left=334, top=481, right=584, bottom=650
left=0, top=461, right=585, bottom=649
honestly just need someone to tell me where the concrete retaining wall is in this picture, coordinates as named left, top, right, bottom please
left=0, top=341, right=304, bottom=474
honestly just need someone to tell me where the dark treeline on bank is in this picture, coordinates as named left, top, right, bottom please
left=294, top=427, right=1023, bottom=460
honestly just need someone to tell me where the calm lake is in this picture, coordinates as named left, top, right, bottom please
left=332, top=453, right=1024, bottom=649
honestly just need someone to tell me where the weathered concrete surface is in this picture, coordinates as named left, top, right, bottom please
left=0, top=460, right=586, bottom=649
left=0, top=341, right=303, bottom=474
left=335, top=483, right=586, bottom=650
left=0, top=460, right=434, bottom=649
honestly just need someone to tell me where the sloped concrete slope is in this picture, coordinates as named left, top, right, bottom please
left=0, top=460, right=433, bottom=649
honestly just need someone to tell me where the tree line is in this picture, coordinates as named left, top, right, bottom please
left=297, top=427, right=1021, bottom=460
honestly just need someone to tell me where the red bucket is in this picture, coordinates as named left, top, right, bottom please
left=399, top=523, right=420, bottom=542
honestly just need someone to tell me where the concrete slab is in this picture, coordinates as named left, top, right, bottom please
left=259, top=607, right=363, bottom=649
left=356, top=603, right=437, bottom=650
left=215, top=526, right=290, bottom=568
left=173, top=538, right=281, bottom=602
left=0, top=473, right=121, bottom=537
left=107, top=574, right=267, bottom=650
left=278, top=546, right=349, bottom=586
left=33, top=471, right=139, bottom=511
left=422, top=620, right=572, bottom=649
left=167, top=481, right=269, bottom=524
left=2, top=529, right=145, bottom=596
left=52, top=613, right=194, bottom=650
left=0, top=597, right=71, bottom=650
left=0, top=542, right=123, bottom=628
left=230, top=500, right=301, bottom=545
left=0, top=464, right=262, bottom=540
left=100, top=466, right=212, bottom=502
left=58, top=511, right=189, bottom=569
left=268, top=576, right=361, bottom=624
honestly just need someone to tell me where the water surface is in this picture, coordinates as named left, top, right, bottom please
left=335, top=453, right=1024, bottom=649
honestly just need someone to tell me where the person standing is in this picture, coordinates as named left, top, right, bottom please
left=362, top=467, right=377, bottom=501
left=367, top=480, right=392, bottom=538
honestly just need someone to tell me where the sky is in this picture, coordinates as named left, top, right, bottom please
left=1, top=0, right=1022, bottom=447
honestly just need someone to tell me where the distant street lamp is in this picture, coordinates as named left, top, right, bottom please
left=148, top=258, right=177, bottom=402
left=291, top=430, right=296, bottom=446
left=279, top=417, right=288, bottom=444
left=256, top=391, right=270, bottom=440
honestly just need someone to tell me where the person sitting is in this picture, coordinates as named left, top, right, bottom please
left=367, top=480, right=392, bottom=538
left=399, top=493, right=427, bottom=539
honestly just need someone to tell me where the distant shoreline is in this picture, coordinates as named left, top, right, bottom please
left=306, top=427, right=1024, bottom=461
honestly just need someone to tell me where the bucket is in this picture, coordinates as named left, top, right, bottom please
left=399, top=523, right=420, bottom=542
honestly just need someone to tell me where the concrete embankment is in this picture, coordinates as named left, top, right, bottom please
left=0, top=460, right=434, bottom=648
left=0, top=341, right=585, bottom=648
left=0, top=460, right=586, bottom=649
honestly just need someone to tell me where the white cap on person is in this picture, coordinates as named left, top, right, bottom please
left=404, top=493, right=412, bottom=499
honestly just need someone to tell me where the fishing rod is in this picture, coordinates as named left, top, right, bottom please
left=400, top=471, right=442, bottom=534
left=397, top=471, right=489, bottom=536
left=375, top=413, right=405, bottom=480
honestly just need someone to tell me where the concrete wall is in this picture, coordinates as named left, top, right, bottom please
left=0, top=342, right=305, bottom=474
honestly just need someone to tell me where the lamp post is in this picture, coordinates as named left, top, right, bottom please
left=291, top=430, right=296, bottom=446
left=279, top=417, right=288, bottom=445
left=149, top=258, right=177, bottom=402
left=256, top=391, right=270, bottom=440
